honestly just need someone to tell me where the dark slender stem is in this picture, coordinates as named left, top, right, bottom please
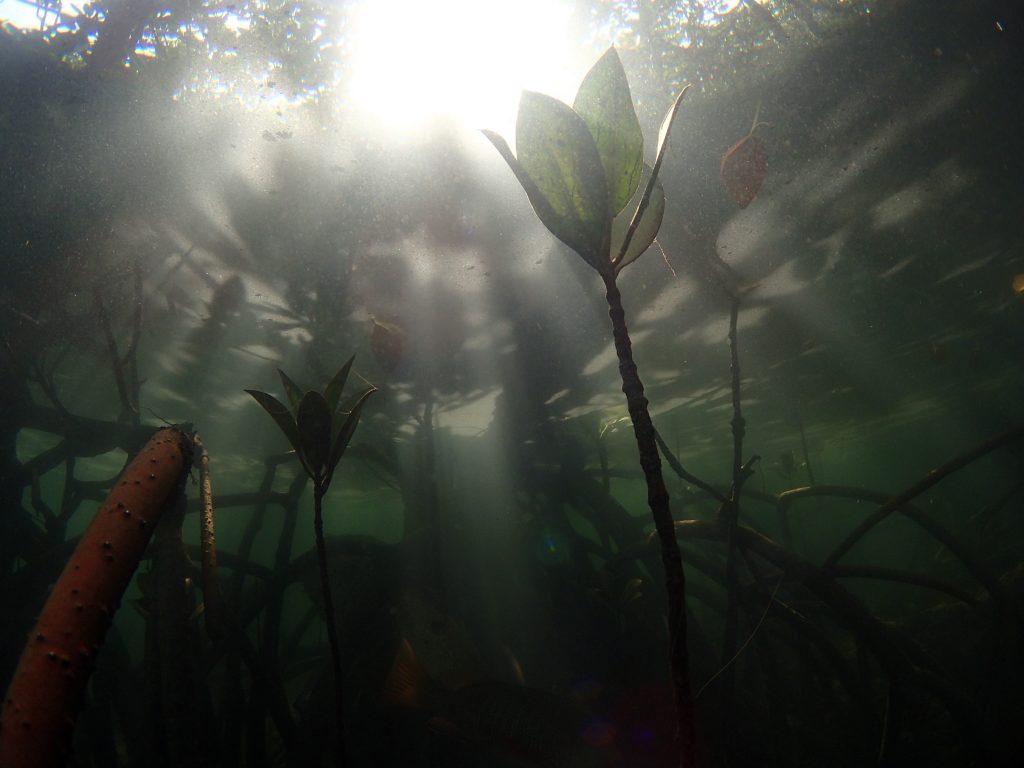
left=262, top=473, right=303, bottom=662
left=313, top=481, right=348, bottom=768
left=420, top=396, right=447, bottom=609
left=718, top=296, right=745, bottom=728
left=877, top=679, right=903, bottom=766
left=224, top=458, right=279, bottom=768
left=727, top=298, right=745, bottom=496
left=151, top=487, right=203, bottom=767
left=741, top=552, right=789, bottom=764
left=93, top=288, right=138, bottom=423
left=601, top=269, right=696, bottom=767
left=597, top=434, right=611, bottom=494
left=794, top=407, right=815, bottom=484
left=124, top=264, right=143, bottom=426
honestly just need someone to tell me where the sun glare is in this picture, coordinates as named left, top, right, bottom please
left=345, top=0, right=580, bottom=137
left=0, top=0, right=73, bottom=31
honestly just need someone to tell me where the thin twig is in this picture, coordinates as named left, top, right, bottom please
left=696, top=573, right=784, bottom=699
left=654, top=429, right=726, bottom=503
left=717, top=295, right=746, bottom=723
left=794, top=406, right=815, bottom=484
left=93, top=288, right=137, bottom=422
left=122, top=263, right=144, bottom=426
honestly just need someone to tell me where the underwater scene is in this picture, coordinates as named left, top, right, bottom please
left=1, top=0, right=1022, bottom=766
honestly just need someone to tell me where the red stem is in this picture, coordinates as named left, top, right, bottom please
left=0, top=427, right=193, bottom=768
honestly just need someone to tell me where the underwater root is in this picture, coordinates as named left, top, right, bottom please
left=0, top=427, right=194, bottom=768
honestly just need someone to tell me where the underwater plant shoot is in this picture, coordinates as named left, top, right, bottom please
left=483, top=47, right=699, bottom=765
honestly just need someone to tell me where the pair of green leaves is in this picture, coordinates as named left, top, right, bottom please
left=483, top=47, right=689, bottom=275
left=246, top=355, right=376, bottom=489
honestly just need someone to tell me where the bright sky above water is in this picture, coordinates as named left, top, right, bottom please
left=344, top=0, right=582, bottom=137
left=2, top=0, right=585, bottom=138
left=0, top=0, right=66, bottom=30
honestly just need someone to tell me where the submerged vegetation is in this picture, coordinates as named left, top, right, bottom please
left=246, top=358, right=375, bottom=766
left=1, top=1, right=1023, bottom=766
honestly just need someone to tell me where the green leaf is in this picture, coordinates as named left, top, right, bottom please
left=325, top=386, right=376, bottom=487
left=573, top=47, right=643, bottom=218
left=482, top=129, right=558, bottom=224
left=515, top=91, right=609, bottom=268
left=323, top=354, right=356, bottom=413
left=483, top=127, right=605, bottom=270
left=277, top=369, right=304, bottom=412
left=334, top=385, right=370, bottom=422
left=296, top=391, right=333, bottom=478
left=655, top=84, right=691, bottom=167
left=245, top=389, right=305, bottom=463
left=613, top=84, right=691, bottom=272
left=611, top=165, right=665, bottom=272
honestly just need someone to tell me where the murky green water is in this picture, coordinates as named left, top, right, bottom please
left=1, top=1, right=1022, bottom=765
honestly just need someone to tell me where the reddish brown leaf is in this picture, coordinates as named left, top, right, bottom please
left=370, top=316, right=405, bottom=374
left=721, top=131, right=767, bottom=209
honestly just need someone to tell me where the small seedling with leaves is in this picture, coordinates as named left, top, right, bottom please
left=246, top=355, right=375, bottom=768
left=482, top=47, right=697, bottom=766
left=246, top=356, right=375, bottom=492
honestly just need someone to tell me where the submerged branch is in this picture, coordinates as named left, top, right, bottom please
left=824, top=425, right=1024, bottom=569
left=674, top=519, right=987, bottom=758
left=830, top=565, right=977, bottom=606
left=780, top=484, right=1006, bottom=605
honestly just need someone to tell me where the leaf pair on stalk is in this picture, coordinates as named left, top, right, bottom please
left=482, top=47, right=689, bottom=276
left=246, top=355, right=375, bottom=488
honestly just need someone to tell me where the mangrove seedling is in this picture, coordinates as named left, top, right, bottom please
left=482, top=46, right=697, bottom=766
left=246, top=356, right=375, bottom=768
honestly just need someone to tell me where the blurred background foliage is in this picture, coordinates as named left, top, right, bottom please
left=2, top=0, right=1021, bottom=495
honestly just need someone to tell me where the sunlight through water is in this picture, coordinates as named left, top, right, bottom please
left=344, top=0, right=579, bottom=137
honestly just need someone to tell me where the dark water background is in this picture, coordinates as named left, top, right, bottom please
left=1, top=0, right=1022, bottom=765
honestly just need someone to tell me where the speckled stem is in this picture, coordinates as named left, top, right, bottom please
left=0, top=426, right=193, bottom=768
left=195, top=435, right=225, bottom=644
left=601, top=270, right=697, bottom=767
